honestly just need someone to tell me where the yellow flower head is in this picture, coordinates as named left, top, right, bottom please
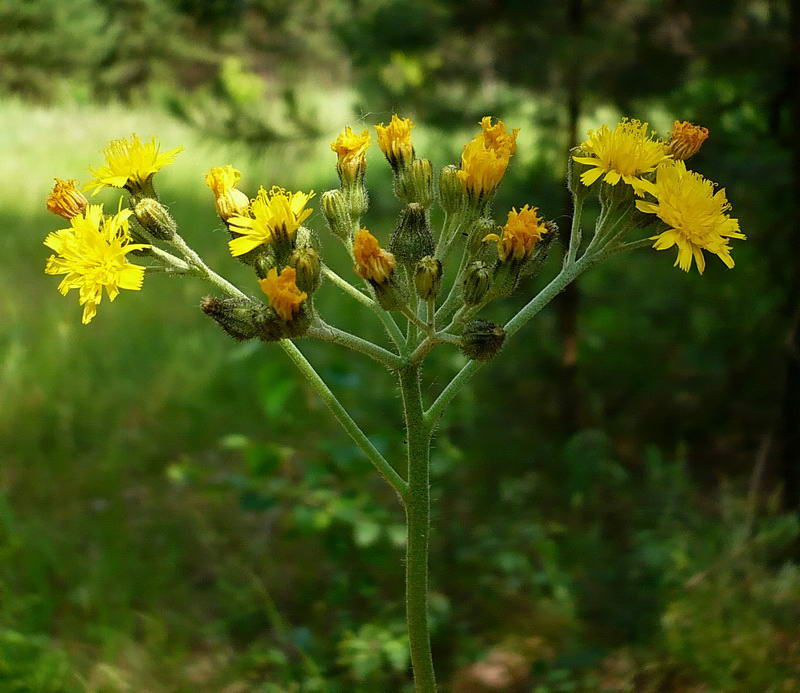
left=483, top=205, right=548, bottom=262
left=573, top=119, right=670, bottom=195
left=227, top=186, right=314, bottom=256
left=204, top=165, right=250, bottom=221
left=353, top=228, right=396, bottom=284
left=46, top=178, right=88, bottom=220
left=635, top=159, right=745, bottom=274
left=331, top=126, right=371, bottom=182
left=375, top=115, right=414, bottom=170
left=457, top=116, right=519, bottom=198
left=43, top=204, right=149, bottom=324
left=259, top=266, right=307, bottom=321
left=86, top=135, right=183, bottom=195
left=667, top=121, right=709, bottom=161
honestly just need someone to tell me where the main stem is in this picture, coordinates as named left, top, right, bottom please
left=399, top=365, right=436, bottom=692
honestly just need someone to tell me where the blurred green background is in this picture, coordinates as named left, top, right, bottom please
left=1, top=1, right=799, bottom=691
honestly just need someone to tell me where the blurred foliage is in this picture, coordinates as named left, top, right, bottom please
left=1, top=0, right=799, bottom=691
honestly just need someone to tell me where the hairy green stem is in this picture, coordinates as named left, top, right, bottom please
left=322, top=264, right=406, bottom=350
left=425, top=253, right=594, bottom=426
left=399, top=366, right=436, bottom=692
left=308, top=320, right=403, bottom=369
left=281, top=340, right=409, bottom=500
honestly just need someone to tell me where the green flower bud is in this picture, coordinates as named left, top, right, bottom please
left=461, top=260, right=492, bottom=306
left=289, top=246, right=321, bottom=294
left=201, top=296, right=268, bottom=342
left=460, top=319, right=506, bottom=361
left=439, top=164, right=466, bottom=214
left=467, top=217, right=499, bottom=258
left=134, top=198, right=176, bottom=240
left=413, top=255, right=442, bottom=300
left=345, top=184, right=369, bottom=219
left=389, top=203, right=435, bottom=266
left=397, top=158, right=434, bottom=208
left=321, top=189, right=352, bottom=240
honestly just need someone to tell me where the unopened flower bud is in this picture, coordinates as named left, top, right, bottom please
left=345, top=184, right=369, bottom=219
left=414, top=256, right=442, bottom=300
left=322, top=189, right=352, bottom=240
left=398, top=158, right=434, bottom=207
left=201, top=296, right=267, bottom=342
left=288, top=246, right=321, bottom=294
left=439, top=164, right=467, bottom=214
left=467, top=217, right=499, bottom=257
left=46, top=178, right=88, bottom=219
left=460, top=320, right=506, bottom=361
left=390, top=203, right=435, bottom=266
left=462, top=260, right=492, bottom=306
left=134, top=198, right=177, bottom=240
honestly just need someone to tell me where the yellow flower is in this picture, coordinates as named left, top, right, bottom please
left=635, top=159, right=745, bottom=273
left=331, top=126, right=371, bottom=183
left=204, top=165, right=250, bottom=221
left=573, top=119, right=670, bottom=195
left=353, top=228, right=396, bottom=284
left=457, top=116, right=519, bottom=198
left=259, top=266, right=307, bottom=321
left=375, top=115, right=414, bottom=169
left=86, top=135, right=183, bottom=195
left=483, top=205, right=548, bottom=262
left=667, top=121, right=709, bottom=161
left=46, top=178, right=88, bottom=219
left=227, top=186, right=314, bottom=256
left=43, top=204, right=149, bottom=324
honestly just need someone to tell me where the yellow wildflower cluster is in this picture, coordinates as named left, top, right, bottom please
left=227, top=186, right=315, bottom=256
left=457, top=116, right=519, bottom=198
left=573, top=117, right=742, bottom=272
left=484, top=205, right=548, bottom=262
left=353, top=228, right=396, bottom=284
left=86, top=134, right=183, bottom=195
left=43, top=204, right=148, bottom=324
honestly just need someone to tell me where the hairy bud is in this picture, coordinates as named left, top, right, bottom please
left=390, top=203, right=435, bottom=266
left=460, top=320, right=506, bottom=361
left=439, top=164, right=467, bottom=214
left=322, top=189, right=352, bottom=240
left=398, top=158, right=434, bottom=208
left=201, top=296, right=268, bottom=342
left=414, top=255, right=442, bottom=301
left=134, top=198, right=177, bottom=240
left=289, top=246, right=322, bottom=294
left=461, top=260, right=493, bottom=306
